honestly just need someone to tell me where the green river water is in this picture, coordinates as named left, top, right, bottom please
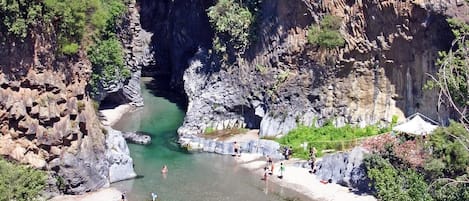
left=111, top=78, right=311, bottom=201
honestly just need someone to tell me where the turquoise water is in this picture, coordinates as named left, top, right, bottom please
left=111, top=78, right=309, bottom=201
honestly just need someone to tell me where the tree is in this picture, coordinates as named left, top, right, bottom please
left=88, top=38, right=130, bottom=96
left=307, top=14, right=345, bottom=49
left=364, top=154, right=433, bottom=201
left=426, top=18, right=469, bottom=185
left=0, top=159, right=46, bottom=201
left=207, top=0, right=254, bottom=53
left=428, top=19, right=469, bottom=133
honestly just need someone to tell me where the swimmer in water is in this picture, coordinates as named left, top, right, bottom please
left=161, top=165, right=168, bottom=174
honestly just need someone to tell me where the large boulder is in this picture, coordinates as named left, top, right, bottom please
left=315, top=147, right=370, bottom=192
left=122, top=131, right=151, bottom=145
left=178, top=135, right=283, bottom=159
left=105, top=127, right=137, bottom=183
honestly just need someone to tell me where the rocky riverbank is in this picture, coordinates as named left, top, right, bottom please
left=49, top=187, right=123, bottom=201
left=234, top=153, right=376, bottom=201
left=178, top=129, right=375, bottom=201
left=178, top=130, right=284, bottom=159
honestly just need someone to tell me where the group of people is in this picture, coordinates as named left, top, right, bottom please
left=120, top=165, right=167, bottom=201
left=263, top=146, right=317, bottom=181
left=262, top=156, right=285, bottom=181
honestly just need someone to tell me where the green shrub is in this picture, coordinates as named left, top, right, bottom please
left=0, top=1, right=42, bottom=39
left=0, top=159, right=46, bottom=201
left=44, top=0, right=87, bottom=51
left=0, top=0, right=126, bottom=46
left=88, top=38, right=130, bottom=95
left=307, top=14, right=345, bottom=49
left=61, top=43, right=80, bottom=55
left=207, top=0, right=254, bottom=53
left=425, top=122, right=469, bottom=178
left=77, top=101, right=86, bottom=112
left=364, top=154, right=433, bottom=201
left=204, top=127, right=215, bottom=134
left=277, top=123, right=388, bottom=158
left=430, top=176, right=469, bottom=201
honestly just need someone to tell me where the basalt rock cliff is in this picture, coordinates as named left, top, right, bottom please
left=137, top=0, right=468, bottom=137
left=0, top=1, right=141, bottom=195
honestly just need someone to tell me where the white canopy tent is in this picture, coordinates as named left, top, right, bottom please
left=392, top=113, right=439, bottom=135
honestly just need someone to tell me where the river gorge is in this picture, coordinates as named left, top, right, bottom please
left=110, top=78, right=311, bottom=201
left=0, top=0, right=467, bottom=200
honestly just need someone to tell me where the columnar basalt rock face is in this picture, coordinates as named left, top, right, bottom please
left=0, top=2, right=139, bottom=195
left=118, top=0, right=154, bottom=107
left=172, top=0, right=468, bottom=137
left=0, top=62, right=112, bottom=194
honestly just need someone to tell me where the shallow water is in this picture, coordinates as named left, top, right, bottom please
left=111, top=78, right=311, bottom=201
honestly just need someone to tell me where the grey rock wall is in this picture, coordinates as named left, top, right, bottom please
left=96, top=0, right=151, bottom=107
left=178, top=135, right=284, bottom=159
left=120, top=0, right=154, bottom=107
left=105, top=127, right=137, bottom=183
left=173, top=0, right=462, bottom=138
left=315, top=147, right=370, bottom=192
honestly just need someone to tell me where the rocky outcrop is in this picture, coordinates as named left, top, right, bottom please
left=105, top=128, right=137, bottom=183
left=0, top=65, right=113, bottom=193
left=119, top=0, right=154, bottom=107
left=122, top=131, right=152, bottom=145
left=161, top=0, right=468, bottom=137
left=0, top=2, right=139, bottom=194
left=95, top=0, right=152, bottom=107
left=314, top=147, right=370, bottom=192
left=178, top=136, right=284, bottom=159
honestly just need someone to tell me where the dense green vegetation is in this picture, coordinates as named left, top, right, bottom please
left=0, top=0, right=126, bottom=53
left=88, top=37, right=130, bottom=96
left=424, top=122, right=469, bottom=179
left=277, top=120, right=392, bottom=158
left=0, top=0, right=42, bottom=39
left=365, top=155, right=433, bottom=201
left=426, top=19, right=469, bottom=133
left=207, top=0, right=262, bottom=59
left=207, top=0, right=254, bottom=54
left=44, top=0, right=126, bottom=54
left=307, top=14, right=345, bottom=49
left=0, top=159, right=46, bottom=201
left=0, top=0, right=129, bottom=98
left=364, top=122, right=469, bottom=201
